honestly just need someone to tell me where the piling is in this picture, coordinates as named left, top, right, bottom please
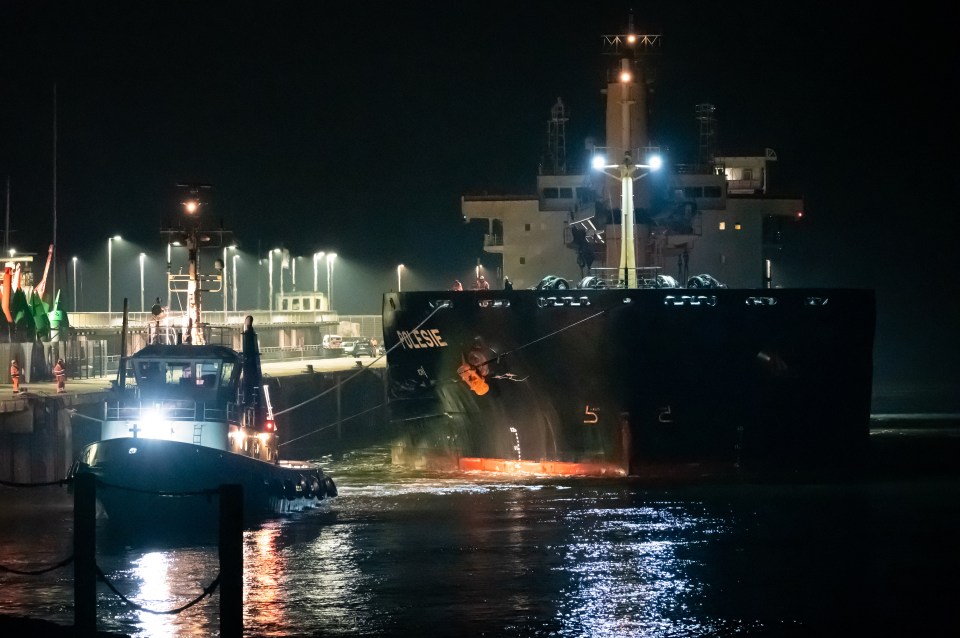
left=73, top=472, right=96, bottom=634
left=218, top=484, right=243, bottom=637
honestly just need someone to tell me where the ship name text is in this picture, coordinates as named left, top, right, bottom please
left=397, top=329, right=448, bottom=349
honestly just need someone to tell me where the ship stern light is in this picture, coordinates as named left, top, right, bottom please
left=646, top=154, right=663, bottom=171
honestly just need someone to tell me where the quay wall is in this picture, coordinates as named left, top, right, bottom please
left=265, top=366, right=391, bottom=460
left=0, top=391, right=109, bottom=484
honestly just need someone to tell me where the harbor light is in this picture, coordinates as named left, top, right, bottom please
left=591, top=154, right=607, bottom=170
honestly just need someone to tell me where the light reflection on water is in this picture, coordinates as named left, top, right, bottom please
left=2, top=449, right=959, bottom=637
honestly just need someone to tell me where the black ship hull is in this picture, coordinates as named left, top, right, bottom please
left=382, top=288, right=875, bottom=478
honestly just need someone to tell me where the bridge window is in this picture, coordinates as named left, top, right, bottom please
left=543, top=187, right=559, bottom=198
left=559, top=187, right=573, bottom=198
left=719, top=221, right=726, bottom=230
left=703, top=186, right=723, bottom=198
left=520, top=257, right=526, bottom=264
left=525, top=223, right=531, bottom=231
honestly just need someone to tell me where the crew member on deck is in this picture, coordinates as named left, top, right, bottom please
left=504, top=277, right=513, bottom=291
left=10, top=358, right=20, bottom=394
left=452, top=279, right=463, bottom=291
left=54, top=358, right=66, bottom=394
left=476, top=275, right=490, bottom=290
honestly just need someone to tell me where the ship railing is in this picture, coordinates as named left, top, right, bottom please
left=589, top=266, right=664, bottom=289
left=483, top=233, right=504, bottom=247
left=105, top=400, right=239, bottom=424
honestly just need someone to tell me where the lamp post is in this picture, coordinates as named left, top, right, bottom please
left=107, top=235, right=121, bottom=314
left=72, top=256, right=78, bottom=311
left=313, top=251, right=325, bottom=292
left=326, top=252, right=337, bottom=310
left=268, top=249, right=276, bottom=313
left=139, top=252, right=145, bottom=312
left=397, top=264, right=404, bottom=292
left=223, top=246, right=228, bottom=324
left=232, top=253, right=239, bottom=312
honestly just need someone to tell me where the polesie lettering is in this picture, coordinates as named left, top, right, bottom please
left=397, top=329, right=448, bottom=349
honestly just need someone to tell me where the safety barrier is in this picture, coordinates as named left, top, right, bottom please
left=0, top=474, right=244, bottom=637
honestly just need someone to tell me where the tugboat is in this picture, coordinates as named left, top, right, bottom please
left=71, top=188, right=336, bottom=526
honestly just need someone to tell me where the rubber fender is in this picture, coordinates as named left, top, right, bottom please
left=323, top=476, right=338, bottom=498
left=283, top=479, right=298, bottom=501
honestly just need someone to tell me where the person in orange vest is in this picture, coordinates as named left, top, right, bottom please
left=10, top=358, right=21, bottom=394
left=54, top=358, right=66, bottom=394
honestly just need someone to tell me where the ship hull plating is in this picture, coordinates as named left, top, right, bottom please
left=382, top=288, right=875, bottom=478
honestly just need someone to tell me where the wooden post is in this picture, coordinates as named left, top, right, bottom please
left=73, top=472, right=97, bottom=634
left=218, top=484, right=243, bottom=637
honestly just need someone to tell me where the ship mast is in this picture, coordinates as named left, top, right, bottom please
left=597, top=15, right=661, bottom=288
left=163, top=184, right=229, bottom=345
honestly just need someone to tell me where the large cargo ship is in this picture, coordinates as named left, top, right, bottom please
left=381, top=15, right=876, bottom=477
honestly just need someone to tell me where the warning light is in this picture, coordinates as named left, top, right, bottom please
left=795, top=211, right=804, bottom=219
left=626, top=34, right=637, bottom=45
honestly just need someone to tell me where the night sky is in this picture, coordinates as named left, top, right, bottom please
left=1, top=3, right=955, bottom=401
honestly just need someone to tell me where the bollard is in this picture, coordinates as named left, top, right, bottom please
left=219, top=484, right=243, bottom=637
left=73, top=472, right=97, bottom=634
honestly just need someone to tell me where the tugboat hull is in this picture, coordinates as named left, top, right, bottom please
left=75, top=437, right=336, bottom=527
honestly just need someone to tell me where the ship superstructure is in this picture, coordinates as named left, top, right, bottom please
left=466, top=17, right=801, bottom=290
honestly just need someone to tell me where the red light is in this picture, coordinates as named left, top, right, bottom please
left=265, top=420, right=275, bottom=431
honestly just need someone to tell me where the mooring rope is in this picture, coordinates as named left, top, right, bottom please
left=279, top=402, right=384, bottom=446
left=0, top=554, right=74, bottom=576
left=273, top=301, right=448, bottom=417
left=97, top=565, right=221, bottom=615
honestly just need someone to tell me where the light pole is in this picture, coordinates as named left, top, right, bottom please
left=326, top=252, right=337, bottom=311
left=232, top=253, right=239, bottom=312
left=139, top=252, right=145, bottom=312
left=72, top=256, right=78, bottom=311
left=397, top=264, right=404, bottom=292
left=268, top=249, right=276, bottom=313
left=312, top=251, right=325, bottom=292
left=223, top=246, right=228, bottom=324
left=107, top=235, right=121, bottom=313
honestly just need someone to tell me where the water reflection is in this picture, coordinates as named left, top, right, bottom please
left=4, top=449, right=957, bottom=636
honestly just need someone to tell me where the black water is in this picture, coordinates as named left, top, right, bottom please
left=1, top=445, right=958, bottom=637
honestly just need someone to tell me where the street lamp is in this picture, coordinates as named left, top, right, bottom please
left=397, top=264, right=404, bottom=292
left=313, top=251, right=325, bottom=292
left=326, top=252, right=337, bottom=310
left=139, top=252, right=145, bottom=312
left=72, top=257, right=78, bottom=311
left=232, top=253, right=239, bottom=312
left=107, top=235, right=121, bottom=313
left=268, top=248, right=281, bottom=314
